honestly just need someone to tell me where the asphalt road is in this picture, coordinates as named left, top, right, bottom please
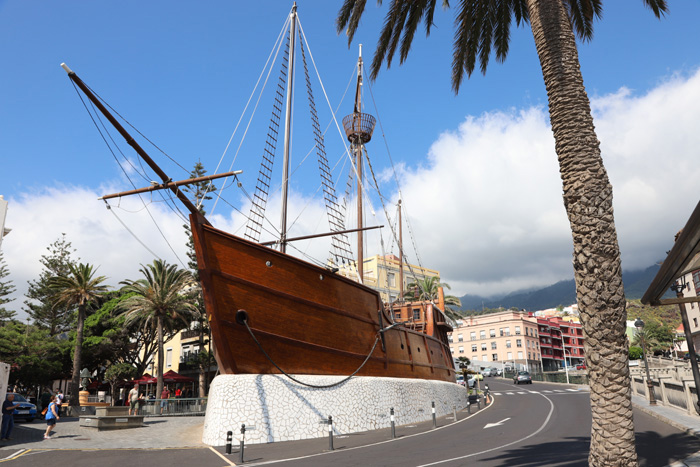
left=2, top=378, right=699, bottom=466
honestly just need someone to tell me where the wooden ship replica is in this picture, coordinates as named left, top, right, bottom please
left=62, top=4, right=456, bottom=384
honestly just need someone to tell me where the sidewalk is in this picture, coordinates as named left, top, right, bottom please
left=0, top=415, right=206, bottom=450
left=632, top=393, right=700, bottom=467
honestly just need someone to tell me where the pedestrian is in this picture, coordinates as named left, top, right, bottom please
left=1, top=393, right=20, bottom=440
left=160, top=386, right=171, bottom=415
left=175, top=387, right=181, bottom=398
left=39, top=389, right=51, bottom=416
left=128, top=384, right=140, bottom=415
left=43, top=395, right=59, bottom=439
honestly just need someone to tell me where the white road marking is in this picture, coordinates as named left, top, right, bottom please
left=543, top=390, right=553, bottom=393
left=484, top=418, right=511, bottom=429
left=1, top=449, right=27, bottom=461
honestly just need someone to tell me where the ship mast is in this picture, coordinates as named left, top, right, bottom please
left=279, top=2, right=297, bottom=254
left=398, top=199, right=404, bottom=301
left=343, top=45, right=376, bottom=282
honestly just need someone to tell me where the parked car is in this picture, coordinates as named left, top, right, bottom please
left=576, top=364, right=587, bottom=370
left=684, top=353, right=700, bottom=360
left=456, top=375, right=466, bottom=386
left=496, top=368, right=503, bottom=376
left=472, top=372, right=484, bottom=381
left=513, top=371, right=532, bottom=385
left=466, top=376, right=476, bottom=388
left=482, top=368, right=494, bottom=377
left=7, top=393, right=37, bottom=422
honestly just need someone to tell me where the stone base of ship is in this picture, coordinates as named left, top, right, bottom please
left=202, top=374, right=468, bottom=446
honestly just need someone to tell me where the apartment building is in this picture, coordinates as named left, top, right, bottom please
left=449, top=310, right=542, bottom=372
left=449, top=310, right=586, bottom=373
left=338, top=253, right=440, bottom=302
left=675, top=252, right=700, bottom=352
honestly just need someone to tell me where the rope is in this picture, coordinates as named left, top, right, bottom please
left=241, top=317, right=381, bottom=388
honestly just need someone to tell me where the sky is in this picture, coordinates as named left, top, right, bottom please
left=1, top=1, right=700, bottom=318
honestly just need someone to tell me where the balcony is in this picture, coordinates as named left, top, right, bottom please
left=182, top=328, right=204, bottom=340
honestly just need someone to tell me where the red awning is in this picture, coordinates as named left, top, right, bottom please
left=162, top=370, right=195, bottom=383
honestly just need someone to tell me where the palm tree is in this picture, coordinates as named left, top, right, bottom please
left=405, top=276, right=463, bottom=320
left=49, top=263, right=109, bottom=406
left=118, top=259, right=199, bottom=398
left=337, top=1, right=668, bottom=464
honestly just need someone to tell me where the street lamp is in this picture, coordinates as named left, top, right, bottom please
left=635, top=318, right=657, bottom=405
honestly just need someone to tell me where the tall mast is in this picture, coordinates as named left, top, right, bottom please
left=398, top=199, right=404, bottom=301
left=355, top=46, right=364, bottom=280
left=279, top=3, right=297, bottom=254
left=343, top=45, right=376, bottom=283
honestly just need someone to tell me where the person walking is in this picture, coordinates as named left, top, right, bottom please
left=1, top=393, right=20, bottom=440
left=43, top=395, right=59, bottom=439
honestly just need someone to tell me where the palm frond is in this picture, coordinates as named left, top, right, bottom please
left=642, top=0, right=668, bottom=18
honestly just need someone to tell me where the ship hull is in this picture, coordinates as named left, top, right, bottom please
left=191, top=215, right=456, bottom=383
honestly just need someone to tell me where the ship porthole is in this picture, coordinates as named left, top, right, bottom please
left=266, top=261, right=272, bottom=267
left=417, top=347, right=421, bottom=352
left=401, top=343, right=404, bottom=349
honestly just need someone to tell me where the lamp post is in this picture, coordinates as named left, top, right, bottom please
left=635, top=318, right=657, bottom=405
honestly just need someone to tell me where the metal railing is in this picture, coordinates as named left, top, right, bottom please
left=132, top=397, right=207, bottom=417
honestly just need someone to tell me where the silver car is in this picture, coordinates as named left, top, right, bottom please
left=513, top=371, right=532, bottom=384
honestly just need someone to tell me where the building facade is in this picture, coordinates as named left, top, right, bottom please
left=338, top=254, right=440, bottom=302
left=676, top=253, right=700, bottom=353
left=449, top=311, right=542, bottom=372
left=449, top=311, right=586, bottom=373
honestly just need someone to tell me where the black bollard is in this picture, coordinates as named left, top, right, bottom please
left=328, top=415, right=334, bottom=451
left=390, top=407, right=396, bottom=439
left=432, top=401, right=436, bottom=428
left=225, top=430, right=232, bottom=455
left=239, top=424, right=246, bottom=464
left=467, top=400, right=471, bottom=414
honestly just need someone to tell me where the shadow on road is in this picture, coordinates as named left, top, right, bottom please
left=479, top=431, right=700, bottom=467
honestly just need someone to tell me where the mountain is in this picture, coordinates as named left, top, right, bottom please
left=459, top=264, right=665, bottom=312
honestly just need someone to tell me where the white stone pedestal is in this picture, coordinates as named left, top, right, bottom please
left=202, top=374, right=468, bottom=446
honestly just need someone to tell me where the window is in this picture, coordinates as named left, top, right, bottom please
left=516, top=339, right=522, bottom=347
left=388, top=273, right=396, bottom=287
left=695, top=318, right=698, bottom=328
left=472, top=344, right=477, bottom=352
left=515, top=326, right=521, bottom=335
left=480, top=330, right=486, bottom=339
left=489, top=329, right=496, bottom=338
left=448, top=335, right=453, bottom=343
left=526, top=328, right=531, bottom=336
left=491, top=342, right=497, bottom=350
left=470, top=332, right=476, bottom=341
left=458, top=346, right=464, bottom=354
left=505, top=328, right=511, bottom=336
left=500, top=328, right=504, bottom=336
left=507, top=352, right=513, bottom=360
left=534, top=330, right=537, bottom=338
left=506, top=340, right=512, bottom=348
left=394, top=309, right=402, bottom=321
left=481, top=343, right=487, bottom=351
left=492, top=354, right=498, bottom=361
left=413, top=308, right=421, bottom=320
left=166, top=348, right=173, bottom=368
left=528, top=352, right=531, bottom=359
left=482, top=355, right=488, bottom=362
left=518, top=351, right=524, bottom=359
left=458, top=334, right=464, bottom=342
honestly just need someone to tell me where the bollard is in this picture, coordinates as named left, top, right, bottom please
left=432, top=401, right=436, bottom=428
left=453, top=406, right=457, bottom=423
left=225, top=430, right=232, bottom=455
left=239, top=424, right=246, bottom=464
left=390, top=407, right=396, bottom=439
left=328, top=415, right=334, bottom=451
left=467, top=400, right=471, bottom=414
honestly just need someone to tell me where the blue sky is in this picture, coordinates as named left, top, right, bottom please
left=1, top=1, right=700, bottom=315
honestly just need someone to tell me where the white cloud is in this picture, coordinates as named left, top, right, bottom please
left=3, top=68, right=700, bottom=316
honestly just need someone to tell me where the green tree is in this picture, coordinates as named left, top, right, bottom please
left=104, top=362, right=137, bottom=406
left=337, top=1, right=668, bottom=463
left=0, top=320, right=65, bottom=391
left=181, top=161, right=217, bottom=394
left=628, top=346, right=643, bottom=360
left=49, top=263, right=109, bottom=406
left=24, top=234, right=77, bottom=335
left=0, top=252, right=16, bottom=321
left=118, top=259, right=199, bottom=399
left=404, top=276, right=462, bottom=320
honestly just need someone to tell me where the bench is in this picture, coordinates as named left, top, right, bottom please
left=79, top=406, right=144, bottom=430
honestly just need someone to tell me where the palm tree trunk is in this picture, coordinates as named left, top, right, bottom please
left=69, top=305, right=85, bottom=407
left=157, top=315, right=164, bottom=399
left=526, top=0, right=636, bottom=465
